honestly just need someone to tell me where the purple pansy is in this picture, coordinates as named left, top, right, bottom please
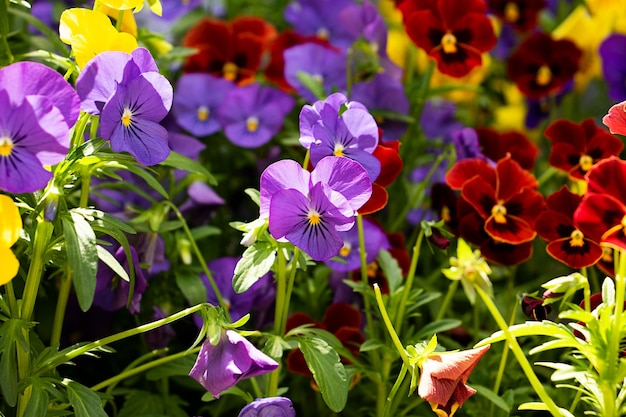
left=299, top=93, right=380, bottom=180
left=600, top=34, right=626, bottom=102
left=260, top=157, right=372, bottom=261
left=238, top=397, right=296, bottom=417
left=218, top=83, right=295, bottom=148
left=76, top=48, right=173, bottom=165
left=285, top=0, right=356, bottom=48
left=0, top=62, right=79, bottom=194
left=420, top=99, right=465, bottom=144
left=325, top=218, right=390, bottom=272
left=284, top=43, right=347, bottom=103
left=173, top=73, right=234, bottom=136
left=189, top=330, right=279, bottom=398
left=451, top=127, right=486, bottom=161
left=351, top=73, right=410, bottom=141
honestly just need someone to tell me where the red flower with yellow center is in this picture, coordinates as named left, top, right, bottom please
left=475, top=126, right=539, bottom=170
left=398, top=0, right=497, bottom=77
left=546, top=118, right=623, bottom=180
left=535, top=186, right=602, bottom=269
left=183, top=16, right=276, bottom=85
left=487, top=0, right=546, bottom=32
left=506, top=32, right=582, bottom=99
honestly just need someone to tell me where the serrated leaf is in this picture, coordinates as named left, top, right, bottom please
left=473, top=385, right=511, bottom=413
left=232, top=242, right=276, bottom=293
left=63, top=212, right=98, bottom=312
left=66, top=380, right=108, bottom=417
left=160, top=151, right=216, bottom=185
left=96, top=245, right=129, bottom=282
left=414, top=319, right=462, bottom=340
left=299, top=337, right=348, bottom=412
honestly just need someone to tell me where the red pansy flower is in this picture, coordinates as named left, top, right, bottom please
left=506, top=32, right=582, bottom=99
left=398, top=0, right=497, bottom=77
left=183, top=16, right=277, bottom=85
left=475, top=126, right=539, bottom=170
left=574, top=157, right=626, bottom=252
left=359, top=139, right=403, bottom=215
left=546, top=118, right=623, bottom=180
left=285, top=303, right=364, bottom=377
left=603, top=100, right=626, bottom=136
left=487, top=0, right=546, bottom=32
left=535, top=186, right=602, bottom=269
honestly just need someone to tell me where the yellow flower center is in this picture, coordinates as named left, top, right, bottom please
left=197, top=105, right=209, bottom=121
left=246, top=116, right=259, bottom=132
left=121, top=108, right=133, bottom=127
left=0, top=136, right=14, bottom=157
left=569, top=229, right=585, bottom=247
left=334, top=143, right=345, bottom=157
left=308, top=210, right=321, bottom=225
left=317, top=27, right=330, bottom=39
left=602, top=247, right=613, bottom=263
left=441, top=32, right=458, bottom=54
left=441, top=206, right=451, bottom=223
left=223, top=62, right=238, bottom=81
left=579, top=154, right=593, bottom=172
left=504, top=2, right=520, bottom=23
left=536, top=65, right=552, bottom=86
left=491, top=201, right=507, bottom=224
left=339, top=243, right=351, bottom=257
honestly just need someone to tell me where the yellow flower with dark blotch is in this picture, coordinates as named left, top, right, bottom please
left=60, top=8, right=138, bottom=68
left=0, top=195, right=22, bottom=285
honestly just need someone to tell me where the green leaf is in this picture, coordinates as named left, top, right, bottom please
left=145, top=356, right=195, bottom=381
left=476, top=320, right=573, bottom=347
left=160, top=151, right=216, bottom=185
left=377, top=249, right=403, bottom=294
left=296, top=71, right=326, bottom=101
left=175, top=271, right=208, bottom=306
left=66, top=380, right=108, bottom=417
left=414, top=319, right=462, bottom=340
left=63, top=212, right=98, bottom=312
left=118, top=391, right=163, bottom=417
left=244, top=188, right=261, bottom=207
left=473, top=384, right=511, bottom=413
left=298, top=337, right=348, bottom=412
left=23, top=377, right=50, bottom=417
left=122, top=163, right=169, bottom=200
left=96, top=245, right=129, bottom=282
left=518, top=402, right=575, bottom=417
left=232, top=242, right=276, bottom=293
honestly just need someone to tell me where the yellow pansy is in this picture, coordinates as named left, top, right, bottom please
left=97, top=0, right=143, bottom=11
left=59, top=8, right=138, bottom=68
left=492, top=83, right=527, bottom=132
left=96, top=5, right=138, bottom=38
left=0, top=195, right=22, bottom=286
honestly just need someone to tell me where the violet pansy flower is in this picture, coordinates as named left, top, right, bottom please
left=173, top=73, right=234, bottom=136
left=284, top=0, right=356, bottom=48
left=238, top=397, right=296, bottom=417
left=189, top=330, right=278, bottom=398
left=76, top=48, right=173, bottom=165
left=325, top=218, right=390, bottom=272
left=599, top=34, right=626, bottom=102
left=218, top=83, right=295, bottom=148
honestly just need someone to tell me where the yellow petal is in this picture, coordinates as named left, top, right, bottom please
left=98, top=0, right=144, bottom=10
left=96, top=5, right=138, bottom=38
left=0, top=247, right=19, bottom=286
left=147, top=0, right=162, bottom=16
left=0, top=195, right=21, bottom=248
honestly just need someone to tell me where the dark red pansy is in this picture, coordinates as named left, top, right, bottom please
left=506, top=32, right=582, bottom=99
left=546, top=118, right=623, bottom=180
left=399, top=0, right=497, bottom=77
left=487, top=0, right=546, bottom=32
left=521, top=295, right=551, bottom=320
left=536, top=186, right=602, bottom=269
left=360, top=139, right=403, bottom=215
left=431, top=182, right=461, bottom=235
left=475, top=126, right=539, bottom=170
left=183, top=16, right=276, bottom=85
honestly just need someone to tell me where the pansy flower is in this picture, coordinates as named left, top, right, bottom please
left=173, top=73, right=234, bottom=137
left=0, top=62, right=77, bottom=194
left=506, top=32, right=582, bottom=99
left=536, top=186, right=602, bottom=269
left=0, top=195, right=22, bottom=285
left=284, top=0, right=356, bottom=48
left=399, top=0, right=497, bottom=77
left=324, top=218, right=390, bottom=272
left=189, top=330, right=278, bottom=398
left=487, top=0, right=546, bottom=32
left=603, top=100, right=626, bottom=136
left=359, top=139, right=403, bottom=215
left=600, top=34, right=626, bottom=102
left=238, top=397, right=295, bottom=417
left=574, top=157, right=626, bottom=252
left=475, top=127, right=539, bottom=170
left=260, top=157, right=372, bottom=261
left=420, top=99, right=465, bottom=144
left=76, top=48, right=173, bottom=165
left=545, top=118, right=623, bottom=180
left=217, top=83, right=295, bottom=148
left=183, top=16, right=276, bottom=85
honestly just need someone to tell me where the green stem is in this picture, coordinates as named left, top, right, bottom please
left=115, top=9, right=124, bottom=32
left=4, top=279, right=18, bottom=317
left=20, top=220, right=53, bottom=321
left=475, top=286, right=563, bottom=417
left=281, top=248, right=299, bottom=334
left=489, top=304, right=516, bottom=417
left=435, top=280, right=459, bottom=321
left=383, top=364, right=408, bottom=417
left=50, top=267, right=72, bottom=347
left=373, top=284, right=409, bottom=367
left=267, top=247, right=288, bottom=397
left=357, top=215, right=375, bottom=337
left=34, top=304, right=206, bottom=377
left=393, top=230, right=424, bottom=331
left=91, top=347, right=200, bottom=392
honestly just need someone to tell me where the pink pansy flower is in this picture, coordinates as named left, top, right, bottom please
left=603, top=100, right=626, bottom=135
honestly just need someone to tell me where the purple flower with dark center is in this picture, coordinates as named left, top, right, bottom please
left=260, top=157, right=372, bottom=261
left=77, top=48, right=173, bottom=165
left=420, top=99, right=465, bottom=144
left=600, top=34, right=626, bottom=102
left=173, top=73, right=234, bottom=136
left=284, top=43, right=347, bottom=103
left=0, top=62, right=79, bottom=194
left=238, top=397, right=296, bottom=417
left=189, top=330, right=279, bottom=398
left=299, top=92, right=380, bottom=180
left=218, top=83, right=295, bottom=148
left=351, top=73, right=410, bottom=141
left=94, top=244, right=148, bottom=314
left=285, top=0, right=356, bottom=48
left=325, top=218, right=390, bottom=272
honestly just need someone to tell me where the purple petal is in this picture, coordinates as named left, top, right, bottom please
left=259, top=160, right=310, bottom=218
left=339, top=108, right=379, bottom=151
left=0, top=148, right=52, bottom=194
left=342, top=148, right=381, bottom=181
left=311, top=156, right=372, bottom=211
left=238, top=397, right=296, bottom=417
